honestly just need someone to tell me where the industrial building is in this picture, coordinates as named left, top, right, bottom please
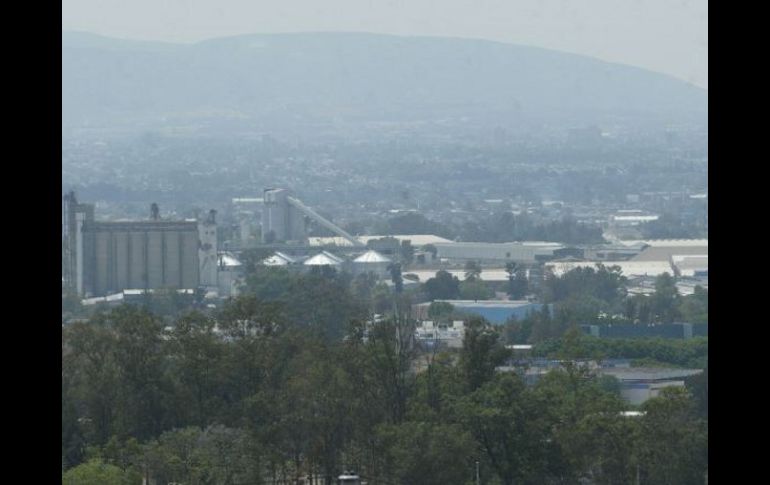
left=62, top=191, right=95, bottom=293
left=62, top=193, right=217, bottom=298
left=671, top=255, right=708, bottom=277
left=262, top=188, right=307, bottom=243
left=308, top=234, right=453, bottom=247
left=262, top=188, right=364, bottom=247
left=498, top=359, right=703, bottom=405
left=546, top=239, right=708, bottom=277
left=198, top=210, right=219, bottom=290
left=216, top=252, right=243, bottom=297
left=230, top=197, right=263, bottom=246
left=597, top=367, right=704, bottom=405
left=631, top=242, right=708, bottom=262
left=606, top=210, right=660, bottom=239
left=432, top=241, right=563, bottom=264
left=414, top=320, right=466, bottom=349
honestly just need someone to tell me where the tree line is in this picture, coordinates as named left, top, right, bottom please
left=63, top=301, right=707, bottom=484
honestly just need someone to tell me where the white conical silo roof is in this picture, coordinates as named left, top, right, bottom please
left=353, top=250, right=391, bottom=263
left=303, top=251, right=344, bottom=266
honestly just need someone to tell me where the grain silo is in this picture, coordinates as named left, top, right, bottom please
left=353, top=250, right=391, bottom=278
left=65, top=196, right=217, bottom=297
left=81, top=218, right=200, bottom=297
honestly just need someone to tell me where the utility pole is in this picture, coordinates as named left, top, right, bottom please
left=476, top=461, right=480, bottom=485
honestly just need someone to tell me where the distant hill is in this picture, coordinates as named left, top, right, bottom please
left=62, top=31, right=707, bottom=133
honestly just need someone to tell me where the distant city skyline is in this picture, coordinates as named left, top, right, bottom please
left=62, top=0, right=707, bottom=89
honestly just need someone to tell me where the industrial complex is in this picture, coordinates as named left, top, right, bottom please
left=63, top=188, right=708, bottom=307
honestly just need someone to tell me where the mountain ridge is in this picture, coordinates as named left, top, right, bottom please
left=62, top=31, right=707, bottom=133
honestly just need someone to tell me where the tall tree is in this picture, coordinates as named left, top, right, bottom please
left=62, top=459, right=137, bottom=485
left=167, top=311, right=225, bottom=428
left=110, top=306, right=170, bottom=440
left=366, top=316, right=416, bottom=424
left=464, top=260, right=482, bottom=281
left=400, top=240, right=415, bottom=264
left=651, top=272, right=680, bottom=323
left=637, top=387, right=708, bottom=484
left=459, top=318, right=510, bottom=392
left=375, top=422, right=476, bottom=485
left=424, top=270, right=460, bottom=301
left=459, top=278, right=493, bottom=301
left=388, top=263, right=404, bottom=294
left=456, top=373, right=554, bottom=485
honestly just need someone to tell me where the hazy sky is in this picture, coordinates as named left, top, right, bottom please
left=62, top=0, right=707, bottom=88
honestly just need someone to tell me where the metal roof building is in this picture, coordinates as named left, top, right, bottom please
left=433, top=241, right=563, bottom=263
left=309, top=234, right=453, bottom=247
left=598, top=367, right=704, bottom=405
left=672, top=255, right=708, bottom=277
left=632, top=245, right=709, bottom=262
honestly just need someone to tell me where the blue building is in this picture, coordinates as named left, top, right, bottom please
left=420, top=300, right=549, bottom=325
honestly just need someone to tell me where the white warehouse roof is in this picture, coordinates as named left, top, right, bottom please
left=672, top=255, right=708, bottom=277
left=620, top=239, right=708, bottom=247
